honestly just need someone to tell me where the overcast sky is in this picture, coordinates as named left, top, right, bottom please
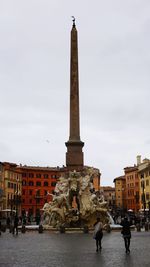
left=0, top=0, right=150, bottom=186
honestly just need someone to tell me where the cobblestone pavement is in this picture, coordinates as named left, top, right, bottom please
left=0, top=230, right=150, bottom=267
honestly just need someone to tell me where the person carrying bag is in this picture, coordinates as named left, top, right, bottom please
left=93, top=217, right=103, bottom=252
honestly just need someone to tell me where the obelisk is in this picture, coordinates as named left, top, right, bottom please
left=65, top=18, right=84, bottom=170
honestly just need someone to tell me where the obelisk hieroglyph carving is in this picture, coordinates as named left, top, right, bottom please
left=65, top=18, right=84, bottom=169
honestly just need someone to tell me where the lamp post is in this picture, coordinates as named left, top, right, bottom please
left=34, top=190, right=41, bottom=225
left=148, top=201, right=150, bottom=222
left=122, top=188, right=125, bottom=216
left=134, top=191, right=139, bottom=212
left=141, top=174, right=146, bottom=223
left=14, top=191, right=21, bottom=216
left=34, top=191, right=37, bottom=220
left=10, top=194, right=13, bottom=222
left=14, top=178, right=21, bottom=216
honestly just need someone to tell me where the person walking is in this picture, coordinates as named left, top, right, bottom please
left=121, top=217, right=131, bottom=253
left=7, top=217, right=11, bottom=230
left=12, top=215, right=19, bottom=235
left=93, top=217, right=103, bottom=252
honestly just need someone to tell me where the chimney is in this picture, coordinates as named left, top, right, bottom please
left=137, top=155, right=141, bottom=166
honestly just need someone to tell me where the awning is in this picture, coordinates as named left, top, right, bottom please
left=1, top=209, right=16, bottom=212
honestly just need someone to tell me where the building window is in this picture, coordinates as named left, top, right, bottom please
left=29, top=181, right=34, bottom=186
left=36, top=190, right=40, bottom=196
left=22, top=190, right=25, bottom=195
left=51, top=182, right=56, bottom=187
left=22, top=180, right=26, bottom=186
left=44, top=181, right=48, bottom=187
left=146, top=180, right=149, bottom=186
left=29, top=173, right=34, bottom=178
left=29, top=199, right=32, bottom=204
left=44, top=190, right=47, bottom=196
left=51, top=175, right=56, bottom=178
left=36, top=174, right=41, bottom=178
left=44, top=174, right=48, bottom=179
left=141, top=194, right=143, bottom=202
left=29, top=190, right=33, bottom=195
left=36, top=181, right=41, bottom=186
left=36, top=198, right=40, bottom=204
left=22, top=173, right=26, bottom=177
left=146, top=193, right=149, bottom=200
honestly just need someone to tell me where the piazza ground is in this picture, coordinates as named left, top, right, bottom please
left=0, top=230, right=150, bottom=267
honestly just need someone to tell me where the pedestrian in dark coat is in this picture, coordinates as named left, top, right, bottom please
left=93, top=217, right=103, bottom=252
left=13, top=215, right=19, bottom=235
left=7, top=217, right=11, bottom=229
left=121, top=217, right=131, bottom=253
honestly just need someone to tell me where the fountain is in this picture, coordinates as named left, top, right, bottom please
left=42, top=167, right=111, bottom=229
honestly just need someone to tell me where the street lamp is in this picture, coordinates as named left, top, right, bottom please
left=14, top=191, right=21, bottom=215
left=35, top=189, right=38, bottom=217
left=141, top=174, right=146, bottom=222
left=148, top=201, right=150, bottom=221
left=34, top=189, right=41, bottom=225
left=14, top=178, right=21, bottom=215
left=122, top=188, right=125, bottom=215
left=10, top=194, right=13, bottom=221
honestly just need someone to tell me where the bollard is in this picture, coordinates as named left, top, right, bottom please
left=106, top=224, right=111, bottom=233
left=83, top=225, right=89, bottom=234
left=9, top=225, right=13, bottom=233
left=21, top=225, right=26, bottom=233
left=136, top=223, right=141, bottom=232
left=1, top=225, right=6, bottom=232
left=38, top=225, right=43, bottom=233
left=59, top=225, right=65, bottom=233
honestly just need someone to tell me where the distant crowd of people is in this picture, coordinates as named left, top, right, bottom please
left=113, top=212, right=148, bottom=226
left=0, top=213, right=41, bottom=236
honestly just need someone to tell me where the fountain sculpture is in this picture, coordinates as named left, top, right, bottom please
left=42, top=167, right=110, bottom=228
